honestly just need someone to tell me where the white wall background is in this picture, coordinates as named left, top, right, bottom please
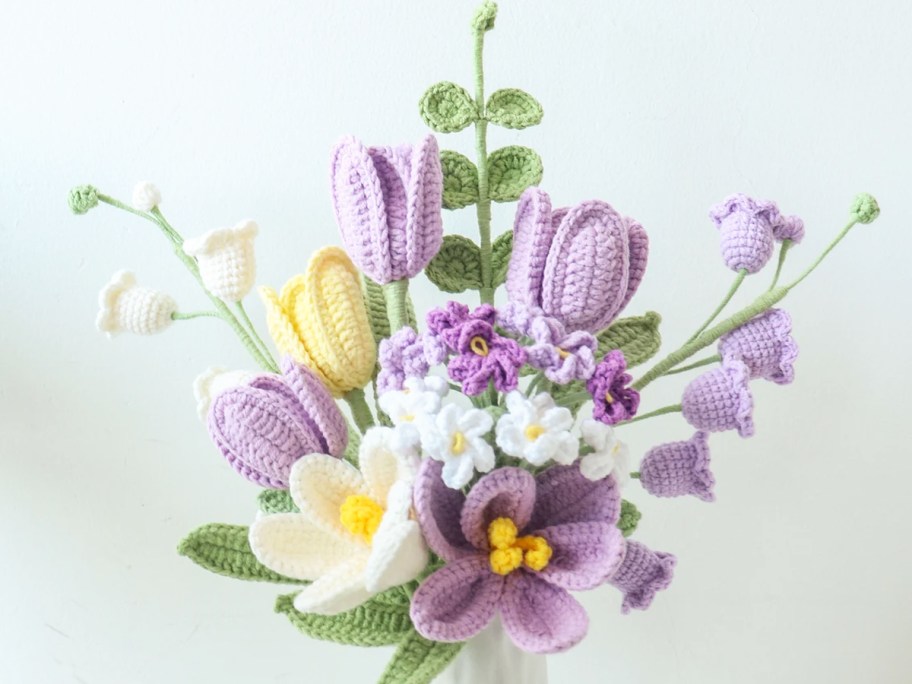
left=2, top=1, right=910, bottom=682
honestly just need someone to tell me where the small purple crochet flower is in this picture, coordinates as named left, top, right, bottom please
left=330, top=134, right=443, bottom=284
left=772, top=214, right=805, bottom=243
left=640, top=432, right=715, bottom=502
left=427, top=301, right=526, bottom=396
left=524, top=315, right=597, bottom=384
left=681, top=357, right=754, bottom=437
left=410, top=461, right=625, bottom=653
left=608, top=540, right=676, bottom=614
left=709, top=194, right=781, bottom=274
left=208, top=360, right=348, bottom=488
left=497, top=301, right=544, bottom=337
left=587, top=350, right=640, bottom=425
left=718, top=308, right=798, bottom=385
left=377, top=326, right=440, bottom=393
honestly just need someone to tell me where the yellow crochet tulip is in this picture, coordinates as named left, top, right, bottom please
left=260, top=246, right=376, bottom=397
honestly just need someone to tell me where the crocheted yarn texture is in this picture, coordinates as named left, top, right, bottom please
left=68, top=1, right=879, bottom=682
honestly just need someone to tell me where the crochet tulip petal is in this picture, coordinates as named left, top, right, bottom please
left=534, top=522, right=626, bottom=591
left=616, top=218, right=649, bottom=315
left=410, top=555, right=503, bottom=643
left=259, top=284, right=319, bottom=371
left=413, top=460, right=474, bottom=561
left=289, top=454, right=369, bottom=536
left=292, top=555, right=373, bottom=616
left=367, top=145, right=410, bottom=279
left=281, top=359, right=348, bottom=456
left=529, top=464, right=621, bottom=530
left=405, top=134, right=444, bottom=277
left=500, top=571, right=589, bottom=654
left=506, top=187, right=555, bottom=308
left=460, top=467, right=536, bottom=550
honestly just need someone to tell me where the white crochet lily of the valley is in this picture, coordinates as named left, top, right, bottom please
left=579, top=418, right=630, bottom=485
left=249, top=427, right=428, bottom=616
left=132, top=181, right=161, bottom=211
left=183, top=220, right=258, bottom=302
left=96, top=270, right=177, bottom=337
left=192, top=367, right=254, bottom=421
left=419, top=404, right=495, bottom=488
left=495, top=391, right=578, bottom=466
left=377, top=376, right=448, bottom=427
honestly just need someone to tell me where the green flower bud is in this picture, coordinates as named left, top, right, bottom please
left=850, top=192, right=880, bottom=224
left=68, top=185, right=99, bottom=215
left=471, top=1, right=497, bottom=32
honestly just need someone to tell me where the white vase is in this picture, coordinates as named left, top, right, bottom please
left=434, top=618, right=548, bottom=684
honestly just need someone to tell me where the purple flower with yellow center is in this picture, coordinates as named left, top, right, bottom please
left=586, top=350, right=640, bottom=425
left=409, top=462, right=626, bottom=653
left=525, top=315, right=598, bottom=385
left=427, top=302, right=526, bottom=396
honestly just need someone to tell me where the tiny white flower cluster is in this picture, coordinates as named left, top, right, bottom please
left=379, top=382, right=629, bottom=489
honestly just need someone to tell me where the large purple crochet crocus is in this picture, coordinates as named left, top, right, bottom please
left=207, top=359, right=347, bottom=488
left=410, top=462, right=626, bottom=654
left=506, top=187, right=648, bottom=333
left=718, top=308, right=798, bottom=385
left=330, top=134, right=443, bottom=284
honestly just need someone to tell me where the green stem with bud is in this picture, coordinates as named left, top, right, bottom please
left=171, top=311, right=221, bottom=321
left=686, top=269, right=748, bottom=344
left=382, top=279, right=411, bottom=332
left=621, top=404, right=682, bottom=425
left=472, top=15, right=494, bottom=305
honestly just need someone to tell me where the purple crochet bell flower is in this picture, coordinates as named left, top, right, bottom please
left=410, top=461, right=626, bottom=654
left=587, top=350, right=640, bottom=425
left=608, top=540, right=677, bottom=614
left=681, top=357, right=754, bottom=437
left=709, top=194, right=782, bottom=274
left=330, top=134, right=443, bottom=284
left=772, top=214, right=805, bottom=243
left=524, top=315, right=597, bottom=384
left=427, top=301, right=526, bottom=396
left=377, top=326, right=441, bottom=394
left=208, top=359, right=348, bottom=488
left=640, top=432, right=715, bottom=502
left=718, top=308, right=798, bottom=385
left=506, top=187, right=649, bottom=333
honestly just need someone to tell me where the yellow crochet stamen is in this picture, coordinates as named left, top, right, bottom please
left=469, top=335, right=490, bottom=357
left=487, top=517, right=553, bottom=575
left=524, top=424, right=546, bottom=442
left=400, top=414, right=416, bottom=422
left=339, top=495, right=384, bottom=543
left=604, top=392, right=615, bottom=404
left=557, top=348, right=570, bottom=359
left=451, top=431, right=467, bottom=455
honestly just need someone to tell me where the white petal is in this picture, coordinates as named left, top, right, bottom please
left=540, top=406, right=574, bottom=432
left=495, top=417, right=525, bottom=458
left=441, top=453, right=476, bottom=489
left=548, top=431, right=580, bottom=465
left=504, top=390, right=530, bottom=415
left=579, top=453, right=612, bottom=481
left=365, top=519, right=428, bottom=593
left=459, top=408, right=494, bottom=437
left=359, top=428, right=401, bottom=504
left=436, top=403, right=463, bottom=434
left=531, top=392, right=557, bottom=413
left=469, top=439, right=496, bottom=473
left=289, top=454, right=368, bottom=535
left=423, top=375, right=449, bottom=397
left=581, top=418, right=612, bottom=452
left=292, top=556, right=372, bottom=615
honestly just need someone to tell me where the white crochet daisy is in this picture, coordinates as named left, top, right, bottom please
left=249, top=427, right=427, bottom=615
left=579, top=418, right=630, bottom=485
left=419, top=404, right=495, bottom=489
left=183, top=220, right=258, bottom=302
left=377, top=376, right=448, bottom=427
left=495, top=391, right=577, bottom=467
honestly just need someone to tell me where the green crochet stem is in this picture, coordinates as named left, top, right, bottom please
left=382, top=279, right=411, bottom=332
left=768, top=239, right=793, bottom=290
left=472, top=17, right=495, bottom=305
left=686, top=268, right=748, bottom=344
left=344, top=388, right=375, bottom=434
left=621, top=403, right=682, bottom=425
left=235, top=300, right=277, bottom=367
left=171, top=311, right=220, bottom=320
left=663, top=354, right=720, bottom=376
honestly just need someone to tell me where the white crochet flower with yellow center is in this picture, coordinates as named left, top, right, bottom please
left=249, top=427, right=428, bottom=615
left=495, top=391, right=577, bottom=467
left=132, top=181, right=161, bottom=211
left=183, top=220, right=258, bottom=302
left=96, top=270, right=177, bottom=337
left=377, top=376, right=448, bottom=427
left=579, top=418, right=630, bottom=485
left=419, top=404, right=495, bottom=489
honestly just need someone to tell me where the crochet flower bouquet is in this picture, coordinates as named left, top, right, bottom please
left=69, top=3, right=880, bottom=682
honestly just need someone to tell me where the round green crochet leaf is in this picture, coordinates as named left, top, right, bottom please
left=424, top=234, right=483, bottom=293
left=488, top=146, right=543, bottom=202
left=596, top=311, right=662, bottom=368
left=618, top=500, right=641, bottom=538
left=440, top=150, right=479, bottom=209
left=491, top=230, right=513, bottom=287
left=419, top=82, right=477, bottom=133
left=486, top=89, right=543, bottom=129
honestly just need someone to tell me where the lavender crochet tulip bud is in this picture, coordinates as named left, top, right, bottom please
left=506, top=187, right=648, bottom=333
left=709, top=194, right=781, bottom=274
left=208, top=363, right=347, bottom=488
left=640, top=432, right=715, bottom=502
left=681, top=357, right=754, bottom=437
left=718, top=308, right=798, bottom=384
left=608, top=540, right=676, bottom=614
left=330, top=134, right=444, bottom=284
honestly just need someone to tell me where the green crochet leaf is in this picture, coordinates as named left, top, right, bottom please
left=440, top=150, right=479, bottom=209
left=597, top=312, right=662, bottom=368
left=486, top=88, right=543, bottom=129
left=618, top=499, right=641, bottom=538
left=419, top=82, right=477, bottom=133
left=488, top=146, right=543, bottom=202
left=177, top=523, right=303, bottom=584
left=257, top=489, right=298, bottom=514
left=424, top=235, right=483, bottom=293
left=378, top=628, right=465, bottom=684
left=275, top=592, right=413, bottom=647
left=491, top=230, right=513, bottom=287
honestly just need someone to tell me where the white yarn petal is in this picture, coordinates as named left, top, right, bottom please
left=441, top=453, right=476, bottom=489
left=192, top=367, right=253, bottom=421
left=289, top=455, right=368, bottom=535
left=132, top=181, right=161, bottom=211
left=365, top=519, right=428, bottom=593
left=183, top=220, right=258, bottom=302
left=292, top=556, right=372, bottom=616
left=96, top=270, right=176, bottom=337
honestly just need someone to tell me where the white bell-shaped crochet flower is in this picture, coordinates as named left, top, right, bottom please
left=183, top=220, right=258, bottom=302
left=579, top=418, right=630, bottom=485
left=495, top=391, right=577, bottom=466
left=96, top=270, right=177, bottom=337
left=192, top=367, right=255, bottom=421
left=419, top=404, right=494, bottom=489
left=132, top=181, right=162, bottom=211
left=249, top=427, right=428, bottom=615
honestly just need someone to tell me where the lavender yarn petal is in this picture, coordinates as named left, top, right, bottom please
left=366, top=145, right=409, bottom=279
left=534, top=521, right=626, bottom=591
left=608, top=540, right=676, bottom=614
left=718, top=308, right=798, bottom=385
left=500, top=571, right=589, bottom=654
left=506, top=187, right=555, bottom=309
left=772, top=214, right=805, bottom=243
left=405, top=134, right=444, bottom=277
left=413, top=460, right=474, bottom=562
left=682, top=357, right=755, bottom=437
left=616, top=218, right=649, bottom=315
left=281, top=358, right=348, bottom=456
left=529, top=465, right=621, bottom=530
left=640, top=432, right=715, bottom=502
left=460, top=467, right=536, bottom=550
left=709, top=194, right=780, bottom=274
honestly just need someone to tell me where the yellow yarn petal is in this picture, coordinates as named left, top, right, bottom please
left=259, top=284, right=324, bottom=381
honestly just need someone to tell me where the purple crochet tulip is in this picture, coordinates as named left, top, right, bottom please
left=207, top=360, right=347, bottom=488
left=330, top=134, right=443, bottom=284
left=718, top=308, right=798, bottom=385
left=506, top=187, right=648, bottom=333
left=681, top=357, right=754, bottom=437
left=587, top=350, right=640, bottom=425
left=640, top=432, right=715, bottom=502
left=608, top=540, right=677, bottom=614
left=427, top=302, right=526, bottom=396
left=377, top=326, right=441, bottom=393
left=410, top=462, right=625, bottom=654
left=709, top=194, right=782, bottom=274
